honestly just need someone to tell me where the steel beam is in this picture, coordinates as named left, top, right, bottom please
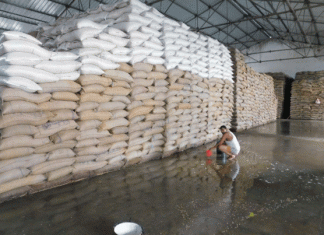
left=155, top=0, right=251, bottom=49
left=246, top=54, right=324, bottom=64
left=0, top=1, right=58, bottom=19
left=305, top=0, right=321, bottom=45
left=0, top=9, right=48, bottom=25
left=48, top=0, right=84, bottom=13
left=246, top=47, right=314, bottom=56
left=200, top=3, right=324, bottom=30
left=285, top=0, right=310, bottom=44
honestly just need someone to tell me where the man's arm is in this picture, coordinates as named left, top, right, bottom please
left=211, top=133, right=228, bottom=150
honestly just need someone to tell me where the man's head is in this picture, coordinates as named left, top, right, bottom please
left=220, top=125, right=227, bottom=134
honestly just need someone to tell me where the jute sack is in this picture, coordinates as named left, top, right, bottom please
left=1, top=125, right=38, bottom=138
left=1, top=101, right=40, bottom=114
left=146, top=114, right=165, bottom=121
left=155, top=80, right=168, bottom=86
left=111, top=81, right=131, bottom=88
left=148, top=86, right=168, bottom=93
left=77, top=128, right=111, bottom=140
left=0, top=87, right=51, bottom=103
left=143, top=140, right=165, bottom=150
left=112, top=126, right=129, bottom=134
left=82, top=84, right=105, bottom=93
left=96, top=148, right=126, bottom=162
left=103, top=87, right=131, bottom=96
left=77, top=120, right=102, bottom=131
left=152, top=120, right=165, bottom=128
left=125, top=151, right=142, bottom=165
left=0, top=111, right=53, bottom=129
left=103, top=70, right=133, bottom=82
left=169, top=84, right=184, bottom=91
left=143, top=99, right=165, bottom=107
left=47, top=148, right=76, bottom=160
left=31, top=158, right=75, bottom=174
left=52, top=92, right=79, bottom=101
left=0, top=136, right=50, bottom=151
left=129, top=130, right=144, bottom=140
left=110, top=141, right=128, bottom=150
left=49, top=110, right=78, bottom=122
left=127, top=101, right=143, bottom=111
left=129, top=115, right=145, bottom=124
left=111, top=110, right=129, bottom=119
left=118, top=63, right=134, bottom=73
left=38, top=81, right=81, bottom=93
left=154, top=64, right=167, bottom=73
left=132, top=63, right=153, bottom=72
left=0, top=175, right=45, bottom=195
left=96, top=102, right=126, bottom=112
left=72, top=161, right=107, bottom=174
left=78, top=75, right=112, bottom=87
left=47, top=166, right=73, bottom=181
left=154, top=92, right=167, bottom=101
left=153, top=107, right=166, bottom=114
left=34, top=140, right=77, bottom=154
left=99, top=118, right=129, bottom=131
left=39, top=101, right=78, bottom=111
left=129, top=121, right=152, bottom=133
left=50, top=129, right=80, bottom=144
left=78, top=110, right=112, bottom=121
left=131, top=86, right=148, bottom=96
left=132, top=71, right=147, bottom=79
left=112, top=95, right=131, bottom=104
left=108, top=155, right=126, bottom=166
left=0, top=168, right=30, bottom=185
left=129, top=136, right=151, bottom=147
left=0, top=147, right=34, bottom=160
left=131, top=78, right=154, bottom=87
left=98, top=134, right=129, bottom=146
left=76, top=102, right=99, bottom=112
left=76, top=138, right=100, bottom=148
left=143, top=127, right=164, bottom=137
left=75, top=155, right=97, bottom=163
left=80, top=93, right=112, bottom=103
left=147, top=72, right=167, bottom=80
left=74, top=145, right=110, bottom=156
left=0, top=154, right=46, bottom=173
left=133, top=92, right=155, bottom=101
left=125, top=144, right=142, bottom=154
left=35, top=120, right=78, bottom=138
left=128, top=106, right=153, bottom=119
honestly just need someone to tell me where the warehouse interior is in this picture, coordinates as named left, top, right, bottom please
left=0, top=0, right=323, bottom=234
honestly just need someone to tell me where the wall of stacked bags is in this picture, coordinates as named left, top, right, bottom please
left=0, top=0, right=235, bottom=202
left=230, top=49, right=278, bottom=132
left=291, top=71, right=324, bottom=120
left=267, top=72, right=293, bottom=119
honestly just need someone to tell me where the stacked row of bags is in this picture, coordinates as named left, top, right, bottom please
left=38, top=0, right=233, bottom=81
left=230, top=49, right=277, bottom=131
left=0, top=31, right=83, bottom=195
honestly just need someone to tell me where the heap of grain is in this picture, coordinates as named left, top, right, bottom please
left=230, top=48, right=277, bottom=131
left=291, top=71, right=324, bottom=120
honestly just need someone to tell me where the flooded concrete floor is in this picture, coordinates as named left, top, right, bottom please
left=0, top=120, right=324, bottom=235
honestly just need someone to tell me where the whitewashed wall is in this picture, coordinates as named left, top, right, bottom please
left=243, top=40, right=324, bottom=78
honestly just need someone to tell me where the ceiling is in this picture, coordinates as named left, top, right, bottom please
left=0, top=0, right=324, bottom=61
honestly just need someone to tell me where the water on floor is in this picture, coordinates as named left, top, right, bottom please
left=0, top=120, right=323, bottom=235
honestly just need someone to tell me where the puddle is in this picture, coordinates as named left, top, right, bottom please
left=0, top=120, right=323, bottom=235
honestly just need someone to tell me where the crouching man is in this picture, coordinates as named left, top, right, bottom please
left=210, top=125, right=240, bottom=160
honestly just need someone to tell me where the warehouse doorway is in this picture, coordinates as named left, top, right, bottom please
left=282, top=79, right=293, bottom=119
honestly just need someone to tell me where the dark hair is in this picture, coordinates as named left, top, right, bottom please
left=220, top=125, right=227, bottom=130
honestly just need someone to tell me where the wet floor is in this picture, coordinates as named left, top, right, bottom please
left=0, top=120, right=323, bottom=235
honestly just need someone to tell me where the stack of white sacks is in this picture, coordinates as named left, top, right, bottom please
left=0, top=31, right=82, bottom=195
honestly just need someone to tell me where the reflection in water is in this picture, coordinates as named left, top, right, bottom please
left=0, top=120, right=323, bottom=235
